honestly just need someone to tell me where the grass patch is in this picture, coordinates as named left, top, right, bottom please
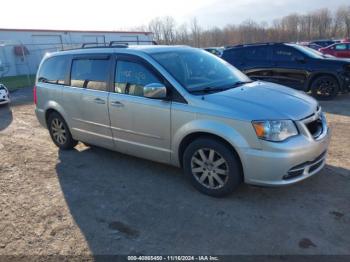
left=0, top=74, right=36, bottom=91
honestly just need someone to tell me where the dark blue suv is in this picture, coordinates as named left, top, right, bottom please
left=221, top=43, right=350, bottom=100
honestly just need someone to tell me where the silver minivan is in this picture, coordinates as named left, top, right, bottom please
left=35, top=45, right=330, bottom=196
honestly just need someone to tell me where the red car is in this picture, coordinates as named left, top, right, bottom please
left=319, top=42, right=350, bottom=58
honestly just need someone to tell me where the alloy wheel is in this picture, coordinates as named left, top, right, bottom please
left=315, top=78, right=336, bottom=97
left=51, top=118, right=67, bottom=145
left=191, top=148, right=229, bottom=189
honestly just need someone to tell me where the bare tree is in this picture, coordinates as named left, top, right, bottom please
left=176, top=23, right=190, bottom=45
left=311, top=8, right=332, bottom=38
left=190, top=18, right=202, bottom=47
left=332, top=8, right=343, bottom=37
left=299, top=14, right=313, bottom=40
left=161, top=16, right=177, bottom=44
left=338, top=5, right=350, bottom=37
left=148, top=18, right=163, bottom=43
left=144, top=5, right=350, bottom=47
left=280, top=13, right=300, bottom=41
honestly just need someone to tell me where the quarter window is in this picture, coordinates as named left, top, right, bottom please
left=38, top=56, right=69, bottom=85
left=70, top=59, right=110, bottom=91
left=335, top=44, right=347, bottom=50
left=115, top=61, right=161, bottom=97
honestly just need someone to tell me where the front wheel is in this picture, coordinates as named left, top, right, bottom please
left=183, top=137, right=242, bottom=197
left=48, top=112, right=78, bottom=150
left=311, top=75, right=339, bottom=100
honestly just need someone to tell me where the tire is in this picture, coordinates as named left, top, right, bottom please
left=311, top=75, right=339, bottom=100
left=183, top=137, right=242, bottom=197
left=47, top=112, right=78, bottom=150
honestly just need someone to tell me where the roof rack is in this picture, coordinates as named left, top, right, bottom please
left=109, top=42, right=128, bottom=48
left=109, top=40, right=158, bottom=46
left=81, top=42, right=108, bottom=48
left=79, top=40, right=158, bottom=49
left=225, top=42, right=285, bottom=49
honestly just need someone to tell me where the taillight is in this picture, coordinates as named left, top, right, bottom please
left=33, top=85, right=37, bottom=105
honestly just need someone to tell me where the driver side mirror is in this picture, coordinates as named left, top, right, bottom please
left=143, top=83, right=167, bottom=99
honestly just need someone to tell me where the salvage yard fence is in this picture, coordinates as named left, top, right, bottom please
left=0, top=41, right=128, bottom=91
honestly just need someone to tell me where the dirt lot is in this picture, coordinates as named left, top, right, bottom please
left=0, top=87, right=349, bottom=256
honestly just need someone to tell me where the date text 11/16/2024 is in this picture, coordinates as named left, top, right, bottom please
left=127, top=256, right=219, bottom=261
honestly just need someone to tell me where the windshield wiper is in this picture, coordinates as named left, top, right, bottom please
left=189, top=87, right=229, bottom=94
left=230, top=80, right=254, bottom=88
left=189, top=81, right=254, bottom=94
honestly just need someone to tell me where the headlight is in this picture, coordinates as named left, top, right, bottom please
left=252, top=120, right=298, bottom=142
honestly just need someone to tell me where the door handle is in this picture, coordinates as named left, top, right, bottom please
left=111, top=100, right=124, bottom=107
left=94, top=98, right=106, bottom=104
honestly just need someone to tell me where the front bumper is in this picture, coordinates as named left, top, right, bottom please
left=241, top=113, right=331, bottom=186
left=0, top=91, right=10, bottom=105
left=35, top=108, right=47, bottom=128
left=0, top=99, right=10, bottom=105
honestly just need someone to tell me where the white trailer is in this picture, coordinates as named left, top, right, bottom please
left=0, top=28, right=154, bottom=77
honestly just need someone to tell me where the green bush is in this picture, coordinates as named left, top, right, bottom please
left=0, top=75, right=36, bottom=91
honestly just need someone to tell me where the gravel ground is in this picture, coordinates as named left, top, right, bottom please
left=0, top=87, right=349, bottom=256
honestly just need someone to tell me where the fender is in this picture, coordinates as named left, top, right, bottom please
left=171, top=119, right=257, bottom=167
left=43, top=100, right=69, bottom=127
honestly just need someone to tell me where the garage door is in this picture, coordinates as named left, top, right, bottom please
left=82, top=35, right=106, bottom=46
left=31, top=35, right=63, bottom=67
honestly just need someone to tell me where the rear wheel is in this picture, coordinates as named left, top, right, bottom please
left=183, top=137, right=242, bottom=197
left=48, top=112, right=77, bottom=150
left=311, top=75, right=339, bottom=100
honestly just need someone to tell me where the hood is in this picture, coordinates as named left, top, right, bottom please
left=203, top=81, right=318, bottom=121
left=315, top=55, right=350, bottom=63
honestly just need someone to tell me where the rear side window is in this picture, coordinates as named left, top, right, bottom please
left=245, top=46, right=269, bottom=61
left=115, top=60, right=161, bottom=97
left=70, top=59, right=110, bottom=91
left=334, top=44, right=347, bottom=50
left=38, top=56, right=69, bottom=85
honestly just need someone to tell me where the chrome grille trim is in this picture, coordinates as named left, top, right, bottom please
left=284, top=151, right=327, bottom=180
left=300, top=107, right=327, bottom=140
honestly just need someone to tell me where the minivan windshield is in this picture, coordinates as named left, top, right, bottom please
left=151, top=48, right=251, bottom=93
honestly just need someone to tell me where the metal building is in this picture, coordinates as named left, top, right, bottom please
left=0, top=28, right=154, bottom=77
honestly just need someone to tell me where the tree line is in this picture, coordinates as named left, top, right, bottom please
left=138, top=6, right=350, bottom=47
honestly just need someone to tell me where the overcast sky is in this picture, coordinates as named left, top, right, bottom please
left=0, top=0, right=349, bottom=30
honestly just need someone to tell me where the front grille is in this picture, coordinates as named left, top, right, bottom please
left=283, top=169, right=304, bottom=180
left=301, top=105, right=325, bottom=140
left=309, top=160, right=323, bottom=173
left=284, top=151, right=327, bottom=180
left=306, top=119, right=323, bottom=139
left=314, top=151, right=327, bottom=162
